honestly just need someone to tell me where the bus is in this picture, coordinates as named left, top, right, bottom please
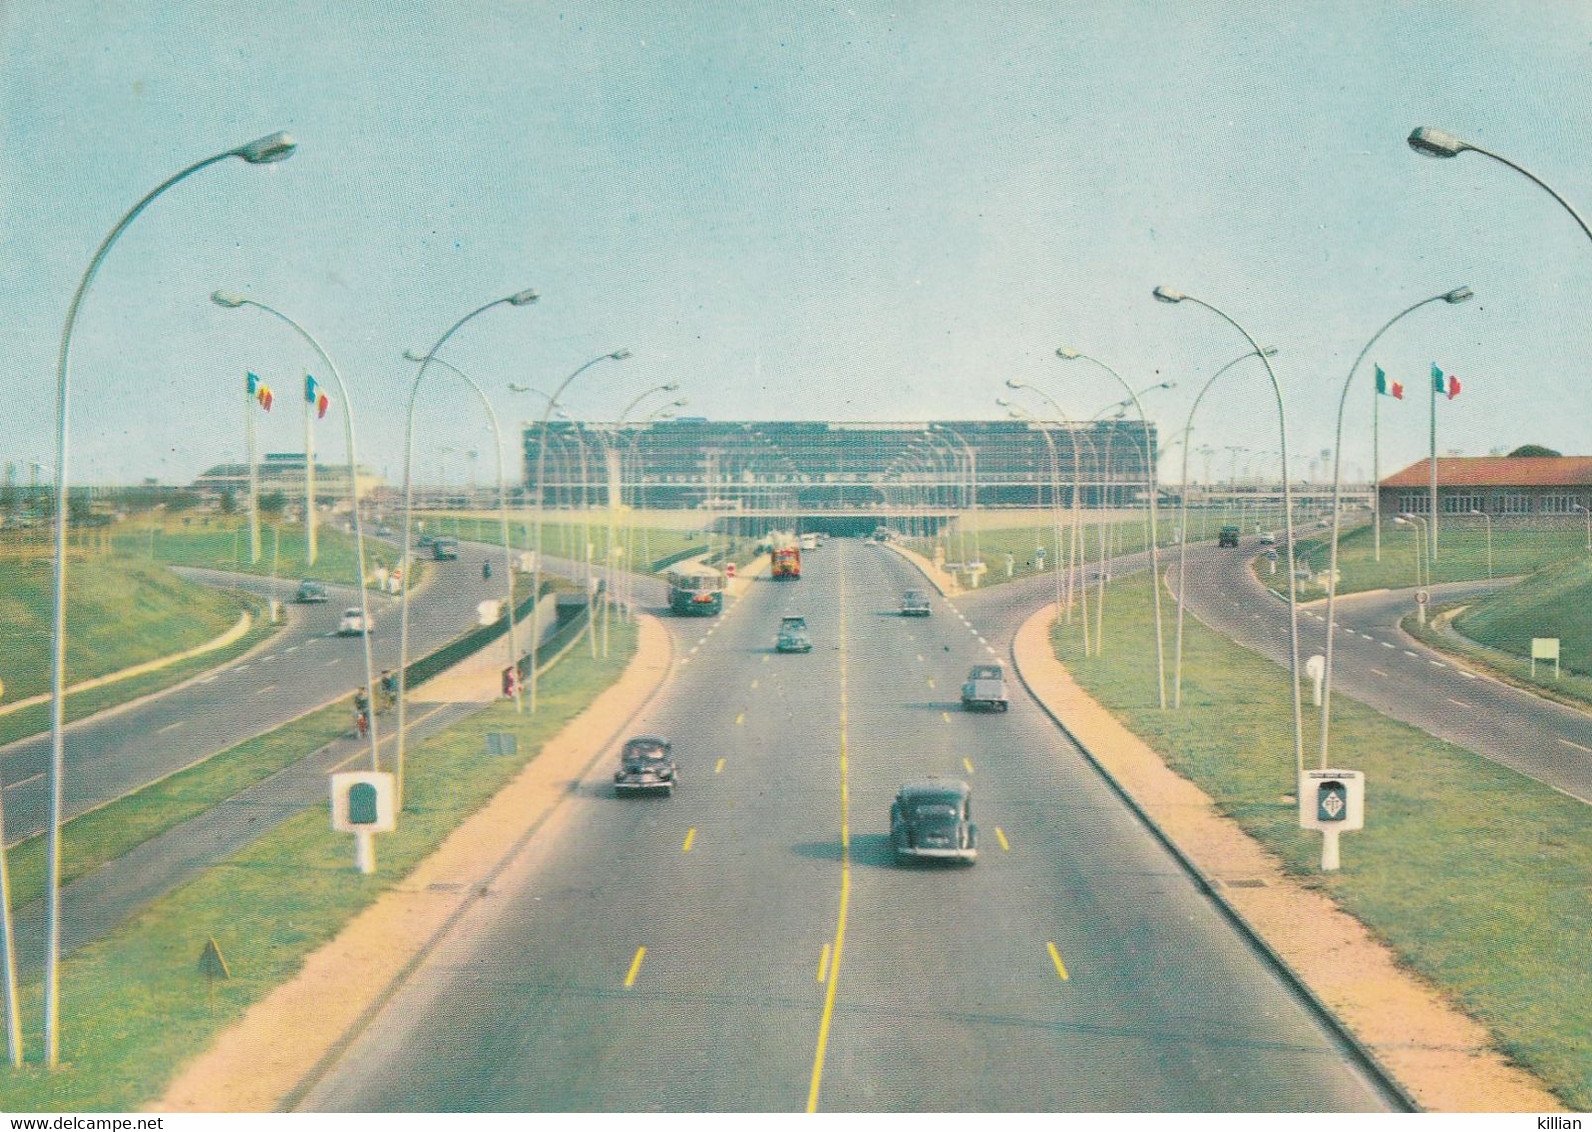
left=667, top=566, right=725, bottom=615
left=771, top=543, right=801, bottom=579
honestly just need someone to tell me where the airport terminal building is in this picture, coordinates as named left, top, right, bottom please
left=1379, top=455, right=1592, bottom=521
left=519, top=418, right=1157, bottom=511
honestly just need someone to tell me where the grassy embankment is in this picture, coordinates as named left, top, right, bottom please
left=110, top=516, right=387, bottom=586
left=0, top=551, right=271, bottom=747
left=2, top=616, right=636, bottom=1108
left=1290, top=520, right=1592, bottom=599
left=1053, top=580, right=1591, bottom=1109
left=905, top=515, right=1182, bottom=589
left=421, top=513, right=721, bottom=572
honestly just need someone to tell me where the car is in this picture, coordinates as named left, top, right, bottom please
left=776, top=614, right=813, bottom=653
left=337, top=607, right=372, bottom=636
left=295, top=579, right=329, bottom=604
left=900, top=589, right=932, bottom=617
left=614, top=736, right=676, bottom=796
left=1218, top=525, right=1241, bottom=548
left=961, top=663, right=1009, bottom=711
left=1258, top=531, right=1277, bottom=546
left=890, top=778, right=977, bottom=864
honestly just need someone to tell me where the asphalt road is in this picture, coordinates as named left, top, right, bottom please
left=1172, top=538, right=1592, bottom=803
left=302, top=537, right=1388, bottom=1112
left=0, top=542, right=514, bottom=845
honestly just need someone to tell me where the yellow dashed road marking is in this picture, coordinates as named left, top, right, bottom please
left=624, top=947, right=647, bottom=987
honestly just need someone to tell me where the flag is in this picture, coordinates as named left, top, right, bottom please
left=247, top=371, right=261, bottom=396
left=258, top=385, right=273, bottom=412
left=1375, top=365, right=1404, bottom=400
left=1432, top=363, right=1460, bottom=400
left=306, top=374, right=329, bottom=419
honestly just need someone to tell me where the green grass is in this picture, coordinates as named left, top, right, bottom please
left=0, top=611, right=279, bottom=750
left=108, top=517, right=383, bottom=586
left=1, top=618, right=636, bottom=1108
left=906, top=515, right=1182, bottom=588
left=1403, top=603, right=1592, bottom=717
left=3, top=701, right=352, bottom=914
left=1054, top=580, right=1592, bottom=1109
left=1292, top=520, right=1592, bottom=598
left=421, top=513, right=709, bottom=573
left=1450, top=557, right=1592, bottom=677
left=0, top=554, right=249, bottom=707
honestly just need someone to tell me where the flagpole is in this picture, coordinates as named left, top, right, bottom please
left=1372, top=371, right=1381, bottom=562
left=247, top=376, right=261, bottom=563
left=1429, top=364, right=1439, bottom=561
left=305, top=372, right=318, bottom=567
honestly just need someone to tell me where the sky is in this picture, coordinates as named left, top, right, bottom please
left=3, top=1, right=1592, bottom=488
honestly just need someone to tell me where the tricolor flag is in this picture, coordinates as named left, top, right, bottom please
left=1432, top=363, right=1461, bottom=401
left=1375, top=365, right=1403, bottom=400
left=248, top=371, right=273, bottom=412
left=306, top=374, right=330, bottom=419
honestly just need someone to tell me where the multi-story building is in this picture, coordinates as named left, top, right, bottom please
left=520, top=418, right=1157, bottom=511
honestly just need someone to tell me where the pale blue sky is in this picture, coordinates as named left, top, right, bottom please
left=4, top=1, right=1591, bottom=486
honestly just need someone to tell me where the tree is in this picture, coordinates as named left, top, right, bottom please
left=1507, top=444, right=1561, bottom=458
left=259, top=490, right=287, bottom=516
left=219, top=489, right=237, bottom=515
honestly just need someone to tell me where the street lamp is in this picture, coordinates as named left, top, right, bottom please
left=1395, top=513, right=1429, bottom=587
left=1468, top=509, right=1494, bottom=581
left=529, top=350, right=632, bottom=706
left=392, top=292, right=538, bottom=808
left=1575, top=504, right=1592, bottom=554
left=1171, top=347, right=1278, bottom=708
left=1153, top=284, right=1306, bottom=781
left=1053, top=353, right=1172, bottom=709
left=212, top=292, right=381, bottom=765
left=35, top=130, right=296, bottom=1068
left=998, top=399, right=1067, bottom=623
left=1318, top=287, right=1473, bottom=768
left=401, top=349, right=523, bottom=729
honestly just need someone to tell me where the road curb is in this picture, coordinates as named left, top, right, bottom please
left=153, top=614, right=675, bottom=1113
left=1007, top=605, right=1423, bottom=1113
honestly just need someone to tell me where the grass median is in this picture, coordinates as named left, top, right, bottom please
left=1054, top=580, right=1591, bottom=1109
left=2, top=617, right=637, bottom=1108
left=1292, top=521, right=1590, bottom=598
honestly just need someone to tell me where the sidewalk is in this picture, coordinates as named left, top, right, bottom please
left=1009, top=605, right=1562, bottom=1113
left=156, top=614, right=673, bottom=1113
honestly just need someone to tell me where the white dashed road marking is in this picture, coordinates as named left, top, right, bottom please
left=157, top=721, right=183, bottom=734
left=1557, top=738, right=1592, bottom=754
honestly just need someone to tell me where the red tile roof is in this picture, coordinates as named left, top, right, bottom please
left=1380, top=456, right=1592, bottom=488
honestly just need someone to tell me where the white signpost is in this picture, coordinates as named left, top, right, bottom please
left=1531, top=637, right=1561, bottom=679
left=331, top=771, right=397, bottom=874
left=1305, top=653, right=1326, bottom=707
left=1414, top=587, right=1429, bottom=626
left=1298, top=768, right=1365, bottom=871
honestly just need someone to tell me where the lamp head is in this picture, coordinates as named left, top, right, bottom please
left=210, top=290, right=247, bottom=309
left=508, top=289, right=539, bottom=306
left=670, top=397, right=688, bottom=408
left=661, top=382, right=680, bottom=392
left=1443, top=286, right=1475, bottom=304
left=403, top=349, right=428, bottom=362
left=1152, top=286, right=1186, bottom=304
left=995, top=396, right=1011, bottom=407
left=235, top=131, right=297, bottom=164
left=1259, top=346, right=1279, bottom=357
left=610, top=348, right=632, bottom=360
left=1408, top=126, right=1469, bottom=158
left=1055, top=347, right=1081, bottom=360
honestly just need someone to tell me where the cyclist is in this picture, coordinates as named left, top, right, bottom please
left=483, top=559, right=493, bottom=580
left=354, top=688, right=371, bottom=737
left=379, top=669, right=398, bottom=710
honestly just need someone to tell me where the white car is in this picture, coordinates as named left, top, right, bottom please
left=337, top=607, right=371, bottom=636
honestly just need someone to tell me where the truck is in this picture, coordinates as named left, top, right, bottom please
left=431, top=537, right=460, bottom=560
left=667, top=565, right=725, bottom=616
left=770, top=532, right=802, bottom=579
left=961, top=663, right=1009, bottom=712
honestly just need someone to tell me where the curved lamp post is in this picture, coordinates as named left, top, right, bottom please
left=930, top=425, right=980, bottom=580
left=392, top=292, right=537, bottom=808
left=35, top=130, right=295, bottom=1068
left=400, top=350, right=521, bottom=759
left=1171, top=347, right=1278, bottom=708
left=1468, top=509, right=1494, bottom=580
left=212, top=291, right=381, bottom=761
left=1050, top=357, right=1172, bottom=708
left=529, top=350, right=631, bottom=706
left=1153, top=285, right=1305, bottom=780
left=1318, top=288, right=1472, bottom=767
left=997, top=400, right=1067, bottom=622
left=1001, top=386, right=1091, bottom=631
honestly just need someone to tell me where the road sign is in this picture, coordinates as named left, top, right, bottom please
left=1531, top=637, right=1561, bottom=679
left=1298, top=768, right=1365, bottom=871
left=331, top=771, right=397, bottom=874
left=198, top=936, right=230, bottom=1013
left=1414, top=588, right=1429, bottom=605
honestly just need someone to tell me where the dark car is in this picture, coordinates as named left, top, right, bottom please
left=614, top=736, right=676, bottom=796
left=890, top=779, right=977, bottom=864
left=900, top=589, right=931, bottom=617
left=776, top=614, right=812, bottom=653
left=1218, top=525, right=1241, bottom=548
left=295, top=579, right=329, bottom=604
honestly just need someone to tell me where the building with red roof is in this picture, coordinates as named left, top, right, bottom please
left=1378, top=456, right=1592, bottom=521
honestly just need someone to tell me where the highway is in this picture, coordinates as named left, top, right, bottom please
left=301, top=537, right=1390, bottom=1112
left=1171, top=538, right=1592, bottom=803
left=0, top=543, right=512, bottom=845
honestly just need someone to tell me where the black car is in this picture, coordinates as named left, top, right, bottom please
left=890, top=778, right=977, bottom=864
left=614, top=736, right=676, bottom=796
left=1218, top=525, right=1241, bottom=548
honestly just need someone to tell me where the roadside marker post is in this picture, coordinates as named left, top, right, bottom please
left=1298, top=768, right=1364, bottom=871
left=331, top=771, right=396, bottom=874
left=1305, top=653, right=1326, bottom=707
left=1414, top=587, right=1429, bottom=626
left=1531, top=637, right=1560, bottom=679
